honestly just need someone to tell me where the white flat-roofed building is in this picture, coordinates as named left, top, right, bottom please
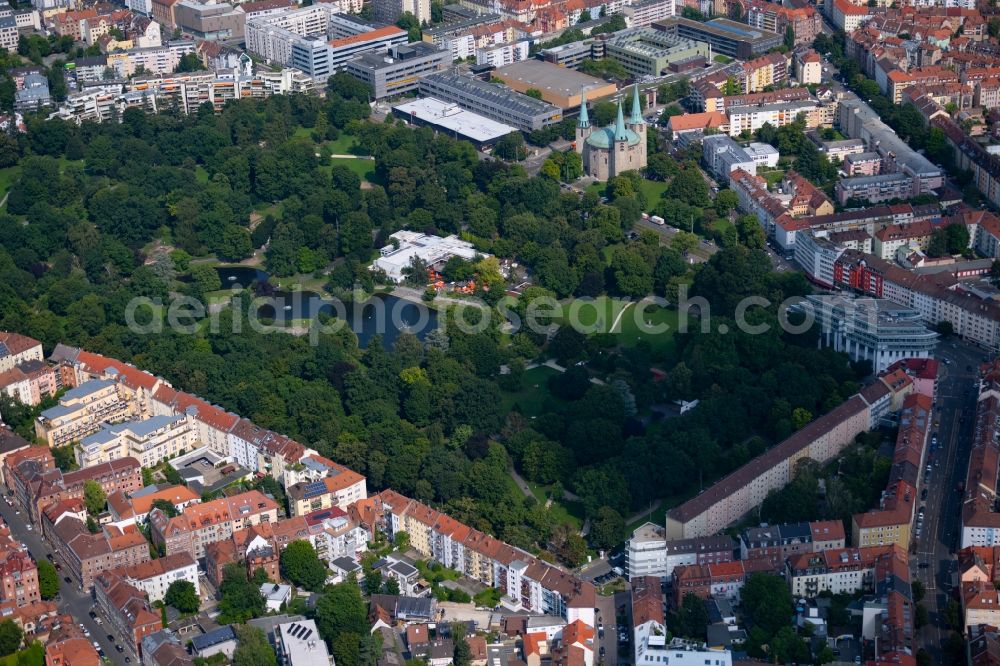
left=626, top=522, right=666, bottom=580
left=393, top=97, right=518, bottom=147
left=371, top=230, right=486, bottom=283
left=275, top=619, right=333, bottom=665
left=800, top=294, right=938, bottom=374
left=744, top=142, right=779, bottom=169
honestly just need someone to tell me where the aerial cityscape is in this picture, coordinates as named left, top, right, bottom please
left=0, top=0, right=998, bottom=662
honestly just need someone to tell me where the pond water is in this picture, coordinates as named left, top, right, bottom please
left=214, top=266, right=436, bottom=347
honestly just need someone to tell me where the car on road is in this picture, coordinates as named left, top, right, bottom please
left=45, top=553, right=52, bottom=561
left=921, top=488, right=928, bottom=500
left=63, top=577, right=71, bottom=584
left=106, top=634, right=113, bottom=643
left=88, top=611, right=96, bottom=619
left=116, top=645, right=124, bottom=653
left=919, top=562, right=930, bottom=568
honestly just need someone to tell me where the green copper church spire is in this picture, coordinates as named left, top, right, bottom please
left=629, top=84, right=644, bottom=125
left=614, top=101, right=628, bottom=141
left=578, top=92, right=590, bottom=129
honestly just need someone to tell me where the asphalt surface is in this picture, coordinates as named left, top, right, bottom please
left=0, top=497, right=130, bottom=662
left=913, top=340, right=985, bottom=661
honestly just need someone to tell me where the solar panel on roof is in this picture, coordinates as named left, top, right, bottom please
left=0, top=343, right=9, bottom=357
left=302, top=481, right=328, bottom=499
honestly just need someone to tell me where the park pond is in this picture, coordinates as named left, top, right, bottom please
left=215, top=266, right=437, bottom=347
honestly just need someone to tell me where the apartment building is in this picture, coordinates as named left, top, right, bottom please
left=665, top=393, right=875, bottom=539
left=726, top=100, right=821, bottom=137
left=843, top=151, right=882, bottom=176
left=204, top=515, right=312, bottom=587
left=51, top=518, right=150, bottom=589
left=475, top=40, right=530, bottom=68
left=35, top=379, right=135, bottom=447
left=671, top=561, right=748, bottom=605
left=702, top=135, right=757, bottom=180
left=149, top=490, right=279, bottom=559
left=287, top=464, right=367, bottom=516
left=832, top=250, right=1000, bottom=350
left=0, top=545, right=39, bottom=613
left=345, top=42, right=449, bottom=99
left=962, top=360, right=1000, bottom=547
left=835, top=173, right=915, bottom=205
left=746, top=1, right=821, bottom=46
left=794, top=49, right=822, bottom=85
left=94, top=572, right=161, bottom=658
left=0, top=333, right=43, bottom=375
left=625, top=523, right=667, bottom=580
left=787, top=546, right=897, bottom=598
left=114, top=552, right=198, bottom=603
left=107, top=41, right=197, bottom=77
left=378, top=489, right=596, bottom=626
left=106, top=484, right=200, bottom=528
left=0, top=359, right=57, bottom=408
left=739, top=52, right=789, bottom=94
left=304, top=506, right=369, bottom=565
left=633, top=577, right=733, bottom=666
left=739, top=520, right=846, bottom=568
left=623, top=0, right=674, bottom=28
left=77, top=413, right=198, bottom=469
left=373, top=0, right=430, bottom=24
left=151, top=385, right=238, bottom=457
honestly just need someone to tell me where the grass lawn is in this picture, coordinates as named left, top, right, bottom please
left=500, top=366, right=562, bottom=417
left=760, top=169, right=785, bottom=187
left=708, top=217, right=734, bottom=237
left=194, top=166, right=210, bottom=184
left=713, top=54, right=733, bottom=63
left=325, top=134, right=364, bottom=155
left=637, top=179, right=668, bottom=204
left=526, top=480, right=585, bottom=530
left=0, top=165, right=20, bottom=202
left=292, top=126, right=314, bottom=141
left=253, top=201, right=285, bottom=220
left=325, top=157, right=376, bottom=182
left=617, top=302, right=678, bottom=355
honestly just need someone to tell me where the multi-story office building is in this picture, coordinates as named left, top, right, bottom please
left=702, top=135, right=758, bottom=180
left=345, top=42, right=449, bottom=99
left=800, top=294, right=938, bottom=373
left=653, top=17, right=782, bottom=59
left=247, top=5, right=406, bottom=78
left=172, top=0, right=245, bottom=40
left=417, top=71, right=562, bottom=131
left=604, top=27, right=710, bottom=77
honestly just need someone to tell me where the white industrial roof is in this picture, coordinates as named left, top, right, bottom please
left=393, top=96, right=517, bottom=143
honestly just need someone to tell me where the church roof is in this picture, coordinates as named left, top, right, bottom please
left=578, top=92, right=589, bottom=129
left=629, top=84, right=644, bottom=126
left=585, top=101, right=641, bottom=148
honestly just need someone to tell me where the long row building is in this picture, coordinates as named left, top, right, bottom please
left=962, top=360, right=1000, bottom=548
left=664, top=371, right=911, bottom=539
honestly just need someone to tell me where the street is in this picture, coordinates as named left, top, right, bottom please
left=0, top=498, right=128, bottom=662
left=913, top=340, right=984, bottom=662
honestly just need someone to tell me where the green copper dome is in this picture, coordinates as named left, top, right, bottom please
left=585, top=125, right=641, bottom=149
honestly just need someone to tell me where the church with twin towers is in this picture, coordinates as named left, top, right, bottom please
left=575, top=84, right=648, bottom=182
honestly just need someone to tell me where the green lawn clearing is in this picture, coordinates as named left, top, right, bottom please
left=617, top=302, right=678, bottom=354
left=760, top=169, right=785, bottom=187
left=637, top=179, right=668, bottom=204
left=0, top=165, right=20, bottom=202
left=325, top=157, right=376, bottom=182
left=500, top=365, right=562, bottom=418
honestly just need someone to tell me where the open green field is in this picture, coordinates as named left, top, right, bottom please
left=0, top=165, right=20, bottom=202
left=500, top=365, right=562, bottom=417
left=325, top=157, right=376, bottom=182
left=617, top=302, right=678, bottom=354
left=637, top=179, right=668, bottom=204
left=326, top=134, right=364, bottom=155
